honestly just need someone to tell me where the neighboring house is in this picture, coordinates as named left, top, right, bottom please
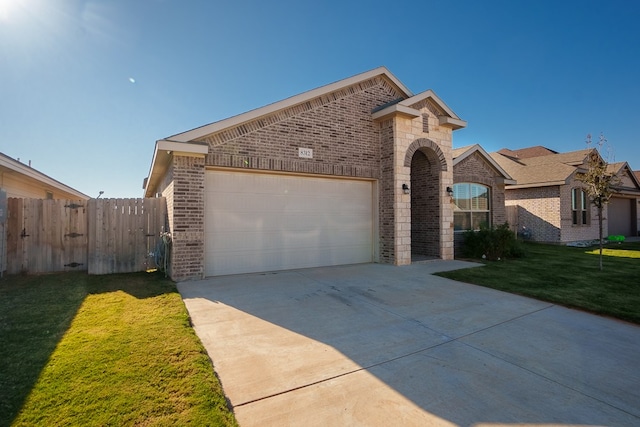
left=490, top=146, right=640, bottom=243
left=607, top=162, right=640, bottom=237
left=636, top=171, right=640, bottom=234
left=451, top=144, right=515, bottom=248
left=0, top=152, right=89, bottom=200
left=143, top=67, right=467, bottom=280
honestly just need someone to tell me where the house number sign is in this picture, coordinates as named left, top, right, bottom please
left=298, top=147, right=313, bottom=159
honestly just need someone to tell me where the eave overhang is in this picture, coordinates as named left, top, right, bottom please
left=143, top=140, right=209, bottom=197
left=438, top=116, right=467, bottom=130
left=371, top=104, right=421, bottom=121
left=506, top=181, right=566, bottom=190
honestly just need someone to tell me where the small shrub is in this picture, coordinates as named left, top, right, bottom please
left=462, top=222, right=525, bottom=261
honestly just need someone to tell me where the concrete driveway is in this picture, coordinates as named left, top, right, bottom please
left=178, top=262, right=640, bottom=426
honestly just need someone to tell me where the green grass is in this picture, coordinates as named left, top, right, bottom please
left=0, top=272, right=237, bottom=427
left=437, top=241, right=640, bottom=324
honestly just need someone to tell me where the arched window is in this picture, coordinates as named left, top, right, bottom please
left=453, top=183, right=490, bottom=231
left=572, top=188, right=589, bottom=225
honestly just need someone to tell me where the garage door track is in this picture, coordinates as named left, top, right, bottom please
left=178, top=262, right=640, bottom=426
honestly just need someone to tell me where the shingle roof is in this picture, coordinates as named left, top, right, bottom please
left=490, top=149, right=593, bottom=187
left=496, top=146, right=558, bottom=159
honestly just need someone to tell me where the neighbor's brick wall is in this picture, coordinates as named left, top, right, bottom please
left=637, top=198, right=640, bottom=235
left=559, top=178, right=602, bottom=242
left=168, top=155, right=205, bottom=281
left=505, top=180, right=604, bottom=244
left=200, top=77, right=402, bottom=180
left=505, top=186, right=561, bottom=242
left=453, top=151, right=508, bottom=253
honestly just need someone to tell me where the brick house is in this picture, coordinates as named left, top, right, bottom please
left=607, top=162, right=640, bottom=237
left=143, top=67, right=469, bottom=280
left=491, top=146, right=640, bottom=243
left=451, top=144, right=515, bottom=249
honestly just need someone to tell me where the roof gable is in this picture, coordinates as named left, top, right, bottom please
left=453, top=144, right=514, bottom=182
left=372, top=89, right=467, bottom=129
left=608, top=162, right=640, bottom=192
left=168, top=67, right=413, bottom=143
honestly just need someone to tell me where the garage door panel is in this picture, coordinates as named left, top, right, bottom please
left=208, top=245, right=372, bottom=276
left=208, top=212, right=371, bottom=233
left=205, top=171, right=374, bottom=276
left=206, top=227, right=372, bottom=253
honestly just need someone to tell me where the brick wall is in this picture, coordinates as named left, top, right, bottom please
left=378, top=118, right=396, bottom=263
left=505, top=186, right=561, bottom=242
left=505, top=179, right=605, bottom=244
left=167, top=155, right=205, bottom=281
left=201, top=77, right=401, bottom=180
left=559, top=178, right=603, bottom=242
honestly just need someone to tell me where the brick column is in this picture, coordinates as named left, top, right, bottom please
left=378, top=118, right=396, bottom=264
left=169, top=155, right=205, bottom=281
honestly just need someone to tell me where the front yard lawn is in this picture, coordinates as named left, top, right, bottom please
left=437, top=241, right=640, bottom=324
left=0, top=272, right=237, bottom=427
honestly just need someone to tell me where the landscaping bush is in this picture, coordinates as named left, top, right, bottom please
left=462, top=222, right=525, bottom=260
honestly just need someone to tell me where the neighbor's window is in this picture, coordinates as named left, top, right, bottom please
left=453, top=183, right=490, bottom=231
left=572, top=188, right=588, bottom=225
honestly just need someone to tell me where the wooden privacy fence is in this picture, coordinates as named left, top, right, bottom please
left=4, top=198, right=167, bottom=275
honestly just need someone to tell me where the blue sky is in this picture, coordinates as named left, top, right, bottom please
left=1, top=0, right=638, bottom=198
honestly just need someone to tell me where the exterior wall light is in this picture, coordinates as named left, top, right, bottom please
left=402, top=183, right=410, bottom=195
left=446, top=186, right=454, bottom=197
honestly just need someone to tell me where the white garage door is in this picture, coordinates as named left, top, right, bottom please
left=205, top=170, right=375, bottom=276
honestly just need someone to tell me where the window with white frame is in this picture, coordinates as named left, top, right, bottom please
left=453, top=183, right=490, bottom=231
left=572, top=187, right=588, bottom=225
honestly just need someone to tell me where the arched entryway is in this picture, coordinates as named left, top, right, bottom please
left=405, top=139, right=447, bottom=261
